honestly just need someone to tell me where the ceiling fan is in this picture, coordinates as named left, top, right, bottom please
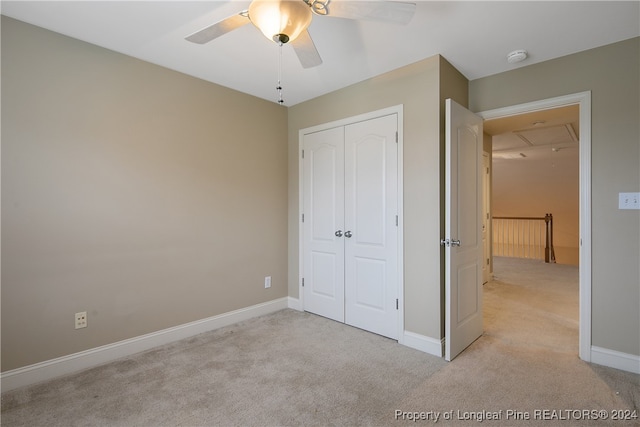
left=185, top=0, right=417, bottom=69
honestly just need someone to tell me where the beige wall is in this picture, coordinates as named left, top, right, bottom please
left=288, top=55, right=468, bottom=340
left=470, top=37, right=640, bottom=356
left=1, top=17, right=289, bottom=371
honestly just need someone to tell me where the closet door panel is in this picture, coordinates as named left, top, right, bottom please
left=302, top=127, right=345, bottom=322
left=344, top=114, right=398, bottom=339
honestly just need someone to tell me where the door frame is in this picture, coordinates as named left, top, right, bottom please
left=482, top=151, right=491, bottom=284
left=298, top=104, right=405, bottom=342
left=476, top=91, right=592, bottom=362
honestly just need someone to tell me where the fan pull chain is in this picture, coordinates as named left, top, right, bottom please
left=276, top=42, right=284, bottom=105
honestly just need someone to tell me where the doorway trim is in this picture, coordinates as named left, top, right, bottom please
left=476, top=91, right=592, bottom=362
left=297, top=104, right=405, bottom=343
left=482, top=151, right=491, bottom=285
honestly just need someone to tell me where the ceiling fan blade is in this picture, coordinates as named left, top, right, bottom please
left=327, top=1, right=416, bottom=25
left=185, top=12, right=250, bottom=44
left=291, top=30, right=323, bottom=69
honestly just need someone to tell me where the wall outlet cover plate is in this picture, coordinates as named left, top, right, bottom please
left=619, top=192, right=640, bottom=210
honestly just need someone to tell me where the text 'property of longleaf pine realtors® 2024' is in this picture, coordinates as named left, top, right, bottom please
left=394, top=409, right=638, bottom=423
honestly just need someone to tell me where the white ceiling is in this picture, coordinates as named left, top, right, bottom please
left=486, top=104, right=579, bottom=160
left=2, top=1, right=639, bottom=106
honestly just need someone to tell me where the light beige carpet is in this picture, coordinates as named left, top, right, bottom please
left=400, top=257, right=639, bottom=426
left=2, top=257, right=638, bottom=426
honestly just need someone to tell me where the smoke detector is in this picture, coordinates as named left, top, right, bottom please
left=507, top=49, right=528, bottom=64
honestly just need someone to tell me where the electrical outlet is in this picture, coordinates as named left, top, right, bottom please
left=619, top=192, right=640, bottom=210
left=75, top=311, right=87, bottom=329
left=264, top=276, right=272, bottom=289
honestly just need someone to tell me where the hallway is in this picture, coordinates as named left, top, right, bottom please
left=486, top=256, right=579, bottom=354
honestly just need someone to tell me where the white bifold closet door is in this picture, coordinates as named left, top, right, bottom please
left=302, top=113, right=398, bottom=339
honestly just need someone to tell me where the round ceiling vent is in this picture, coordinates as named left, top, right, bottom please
left=507, top=49, right=528, bottom=64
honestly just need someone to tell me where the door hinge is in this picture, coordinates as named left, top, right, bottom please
left=395, top=132, right=398, bottom=143
left=302, top=149, right=304, bottom=159
left=302, top=213, right=304, bottom=222
left=396, top=299, right=399, bottom=310
left=302, top=278, right=305, bottom=287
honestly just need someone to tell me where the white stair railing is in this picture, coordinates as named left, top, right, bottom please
left=492, top=214, right=555, bottom=263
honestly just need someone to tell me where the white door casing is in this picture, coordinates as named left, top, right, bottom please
left=301, top=108, right=401, bottom=340
left=482, top=152, right=491, bottom=284
left=444, top=99, right=484, bottom=361
left=477, top=92, right=592, bottom=363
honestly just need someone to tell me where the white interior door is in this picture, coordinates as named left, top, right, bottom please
left=444, top=99, right=484, bottom=361
left=302, top=127, right=345, bottom=323
left=344, top=115, right=398, bottom=339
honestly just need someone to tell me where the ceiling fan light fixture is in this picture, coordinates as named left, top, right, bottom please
left=249, top=0, right=313, bottom=44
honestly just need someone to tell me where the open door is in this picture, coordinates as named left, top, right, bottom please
left=444, top=99, right=484, bottom=361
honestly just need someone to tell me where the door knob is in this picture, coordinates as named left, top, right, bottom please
left=335, top=230, right=343, bottom=237
left=440, top=238, right=460, bottom=247
left=344, top=231, right=353, bottom=238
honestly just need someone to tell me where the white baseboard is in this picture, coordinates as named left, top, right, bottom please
left=289, top=302, right=443, bottom=359
left=287, top=297, right=302, bottom=311
left=401, top=331, right=444, bottom=357
left=1, top=297, right=289, bottom=393
left=590, top=346, right=640, bottom=374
